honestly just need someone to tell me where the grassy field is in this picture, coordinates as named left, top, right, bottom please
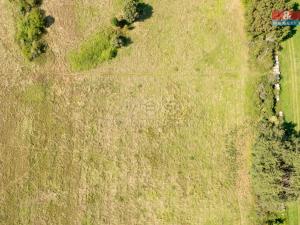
left=0, top=0, right=257, bottom=224
left=286, top=201, right=300, bottom=225
left=279, top=27, right=300, bottom=130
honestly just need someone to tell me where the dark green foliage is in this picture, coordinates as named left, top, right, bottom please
left=244, top=1, right=300, bottom=223
left=123, top=0, right=139, bottom=24
left=16, top=8, right=46, bottom=60
left=265, top=214, right=286, bottom=225
left=17, top=8, right=45, bottom=41
left=12, top=0, right=41, bottom=14
left=19, top=0, right=31, bottom=14
left=111, top=33, right=131, bottom=48
left=12, top=0, right=48, bottom=60
left=257, top=75, right=276, bottom=117
left=245, top=0, right=295, bottom=70
left=252, top=120, right=300, bottom=221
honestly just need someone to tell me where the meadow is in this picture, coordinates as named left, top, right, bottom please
left=0, top=0, right=257, bottom=224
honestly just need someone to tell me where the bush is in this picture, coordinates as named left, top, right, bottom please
left=16, top=0, right=41, bottom=14
left=11, top=0, right=47, bottom=60
left=68, top=29, right=121, bottom=71
left=123, top=0, right=139, bottom=24
left=16, top=8, right=46, bottom=60
left=111, top=17, right=119, bottom=27
left=257, top=75, right=276, bottom=117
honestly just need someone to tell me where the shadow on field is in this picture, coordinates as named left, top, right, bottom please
left=282, top=121, right=300, bottom=139
left=282, top=3, right=300, bottom=41
left=44, top=15, right=55, bottom=28
left=119, top=36, right=133, bottom=47
left=39, top=9, right=55, bottom=29
left=34, top=0, right=43, bottom=7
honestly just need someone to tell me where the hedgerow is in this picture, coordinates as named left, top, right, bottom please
left=244, top=0, right=300, bottom=224
left=244, top=0, right=295, bottom=70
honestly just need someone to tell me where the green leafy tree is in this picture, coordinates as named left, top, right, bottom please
left=123, top=0, right=139, bottom=24
left=245, top=0, right=295, bottom=70
left=252, top=120, right=300, bottom=222
left=16, top=8, right=46, bottom=60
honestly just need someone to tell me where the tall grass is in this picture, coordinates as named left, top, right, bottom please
left=68, top=29, right=118, bottom=71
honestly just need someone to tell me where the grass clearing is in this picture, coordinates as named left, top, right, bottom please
left=68, top=28, right=118, bottom=71
left=0, top=0, right=257, bottom=224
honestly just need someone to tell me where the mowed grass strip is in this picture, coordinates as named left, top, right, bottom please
left=280, top=27, right=300, bottom=130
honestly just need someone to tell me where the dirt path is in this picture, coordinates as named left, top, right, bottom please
left=231, top=0, right=255, bottom=224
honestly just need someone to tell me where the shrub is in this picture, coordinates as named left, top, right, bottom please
left=123, top=0, right=139, bottom=24
left=16, top=8, right=46, bottom=60
left=18, top=0, right=31, bottom=14
left=111, top=17, right=119, bottom=27
left=257, top=75, right=276, bottom=117
left=16, top=0, right=41, bottom=14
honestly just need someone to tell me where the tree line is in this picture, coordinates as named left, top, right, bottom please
left=244, top=0, right=295, bottom=70
left=244, top=0, right=300, bottom=224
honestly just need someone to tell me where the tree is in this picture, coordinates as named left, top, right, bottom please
left=245, top=0, right=295, bottom=70
left=123, top=0, right=139, bottom=24
left=16, top=8, right=46, bottom=60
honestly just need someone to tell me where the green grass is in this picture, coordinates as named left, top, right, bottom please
left=279, top=26, right=300, bottom=130
left=0, top=0, right=257, bottom=224
left=277, top=2, right=300, bottom=221
left=68, top=29, right=117, bottom=71
left=286, top=201, right=300, bottom=225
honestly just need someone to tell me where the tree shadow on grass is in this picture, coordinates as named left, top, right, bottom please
left=40, top=10, right=55, bottom=29
left=118, top=19, right=134, bottom=29
left=36, top=0, right=43, bottom=6
left=137, top=3, right=153, bottom=22
left=44, top=15, right=55, bottom=28
left=119, top=36, right=133, bottom=47
left=282, top=121, right=300, bottom=139
left=292, top=2, right=299, bottom=10
left=283, top=2, right=300, bottom=41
